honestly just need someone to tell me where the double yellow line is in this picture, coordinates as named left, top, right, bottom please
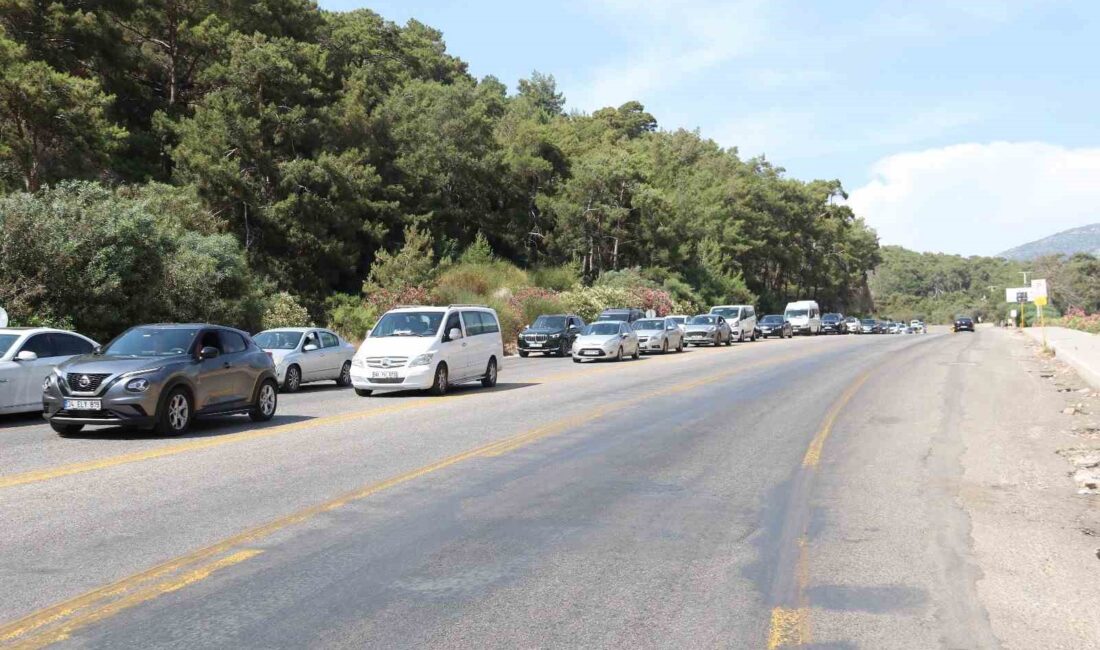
left=1, top=349, right=813, bottom=648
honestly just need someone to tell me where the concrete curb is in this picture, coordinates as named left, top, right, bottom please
left=1022, top=326, right=1100, bottom=389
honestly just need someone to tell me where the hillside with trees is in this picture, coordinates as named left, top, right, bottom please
left=0, top=2, right=884, bottom=342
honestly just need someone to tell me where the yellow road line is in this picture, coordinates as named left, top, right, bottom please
left=801, top=371, right=872, bottom=467
left=0, top=342, right=764, bottom=491
left=0, top=349, right=814, bottom=647
left=767, top=606, right=809, bottom=649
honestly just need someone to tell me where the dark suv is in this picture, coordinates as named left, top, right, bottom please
left=954, top=316, right=975, bottom=332
left=820, top=313, right=844, bottom=334
left=518, top=314, right=586, bottom=357
left=596, top=308, right=645, bottom=324
left=43, top=324, right=278, bottom=436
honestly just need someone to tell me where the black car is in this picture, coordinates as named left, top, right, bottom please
left=757, top=314, right=793, bottom=339
left=954, top=316, right=975, bottom=332
left=820, top=313, right=845, bottom=334
left=596, top=308, right=645, bottom=324
left=518, top=314, right=586, bottom=357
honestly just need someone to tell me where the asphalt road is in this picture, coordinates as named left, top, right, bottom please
left=0, top=331, right=1005, bottom=648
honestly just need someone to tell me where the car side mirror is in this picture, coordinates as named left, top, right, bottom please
left=199, top=346, right=220, bottom=360
left=448, top=327, right=463, bottom=341
left=92, top=345, right=104, bottom=355
left=303, top=343, right=318, bottom=352
left=15, top=350, right=38, bottom=362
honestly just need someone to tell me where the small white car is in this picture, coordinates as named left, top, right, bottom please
left=350, top=305, right=503, bottom=396
left=254, top=328, right=357, bottom=392
left=710, top=305, right=758, bottom=342
left=910, top=320, right=926, bottom=334
left=666, top=315, right=690, bottom=337
left=0, top=327, right=98, bottom=415
left=572, top=321, right=640, bottom=362
left=631, top=317, right=685, bottom=354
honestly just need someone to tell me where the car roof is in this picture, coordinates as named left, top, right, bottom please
left=258, top=327, right=321, bottom=333
left=0, top=327, right=63, bottom=335
left=389, top=305, right=494, bottom=313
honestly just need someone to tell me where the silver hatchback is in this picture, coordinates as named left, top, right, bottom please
left=43, top=324, right=278, bottom=436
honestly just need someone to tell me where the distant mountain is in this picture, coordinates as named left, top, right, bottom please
left=999, top=223, right=1100, bottom=260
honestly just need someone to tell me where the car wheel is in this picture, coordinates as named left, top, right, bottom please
left=726, top=332, right=733, bottom=346
left=429, top=363, right=448, bottom=396
left=661, top=340, right=668, bottom=354
left=518, top=350, right=529, bottom=358
left=155, top=388, right=192, bottom=436
left=616, top=347, right=624, bottom=362
left=249, top=379, right=278, bottom=422
left=572, top=357, right=582, bottom=363
left=283, top=365, right=301, bottom=393
left=677, top=339, right=684, bottom=352
left=50, top=422, right=84, bottom=436
left=336, top=361, right=352, bottom=387
left=559, top=340, right=570, bottom=357
left=751, top=330, right=758, bottom=342
left=354, top=388, right=373, bottom=397
left=481, top=358, right=498, bottom=388
left=632, top=345, right=640, bottom=360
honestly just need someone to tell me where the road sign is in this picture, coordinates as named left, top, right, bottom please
left=0, top=305, right=6, bottom=328
left=1034, top=295, right=1047, bottom=307
left=1006, top=287, right=1031, bottom=302
left=1030, top=278, right=1048, bottom=300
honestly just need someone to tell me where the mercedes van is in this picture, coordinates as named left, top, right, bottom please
left=784, top=300, right=821, bottom=335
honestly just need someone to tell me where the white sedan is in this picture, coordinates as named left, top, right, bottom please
left=0, top=327, right=98, bottom=415
left=572, top=321, right=640, bottom=363
left=254, top=328, right=357, bottom=392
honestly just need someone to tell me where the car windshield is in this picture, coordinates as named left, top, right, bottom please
left=585, top=323, right=621, bottom=336
left=254, top=331, right=304, bottom=350
left=599, top=312, right=630, bottom=322
left=532, top=316, right=567, bottom=329
left=786, top=309, right=809, bottom=317
left=761, top=315, right=783, bottom=324
left=823, top=314, right=840, bottom=321
left=690, top=316, right=717, bottom=325
left=633, top=319, right=664, bottom=330
left=669, top=317, right=686, bottom=325
left=711, top=307, right=739, bottom=318
left=0, top=334, right=19, bottom=358
left=372, top=311, right=444, bottom=337
left=861, top=319, right=875, bottom=325
left=105, top=327, right=199, bottom=357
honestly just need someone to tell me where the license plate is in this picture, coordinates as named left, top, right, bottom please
left=528, top=342, right=543, bottom=348
left=582, top=350, right=600, bottom=356
left=64, top=399, right=101, bottom=411
left=371, top=370, right=398, bottom=379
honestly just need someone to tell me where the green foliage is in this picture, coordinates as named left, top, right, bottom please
left=529, top=264, right=581, bottom=291
left=364, top=226, right=437, bottom=293
left=459, top=232, right=495, bottom=265
left=431, top=261, right=529, bottom=304
left=261, top=292, right=312, bottom=330
left=325, top=293, right=378, bottom=343
left=558, top=286, right=638, bottom=322
left=0, top=182, right=265, bottom=341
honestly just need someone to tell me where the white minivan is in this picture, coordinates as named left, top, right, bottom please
left=784, top=300, right=821, bottom=335
left=709, top=305, right=758, bottom=342
left=350, top=305, right=503, bottom=397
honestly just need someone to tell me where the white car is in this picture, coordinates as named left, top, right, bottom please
left=784, top=300, right=822, bottom=335
left=631, top=317, right=685, bottom=354
left=910, top=320, right=926, bottom=334
left=254, top=328, right=357, bottom=392
left=710, top=305, right=758, bottom=342
left=0, top=328, right=98, bottom=415
left=350, top=305, right=503, bottom=396
left=572, top=321, right=640, bottom=362
left=666, top=315, right=690, bottom=338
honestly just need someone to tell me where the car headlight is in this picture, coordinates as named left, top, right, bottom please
left=126, top=378, right=150, bottom=393
left=119, top=367, right=162, bottom=380
left=409, top=353, right=434, bottom=367
left=707, top=326, right=716, bottom=332
left=352, top=356, right=367, bottom=367
left=548, top=333, right=561, bottom=339
left=43, top=376, right=52, bottom=392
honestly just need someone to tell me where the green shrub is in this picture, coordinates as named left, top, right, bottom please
left=485, top=296, right=523, bottom=349
left=530, top=263, right=581, bottom=291
left=432, top=261, right=529, bottom=303
left=459, top=231, right=495, bottom=265
left=364, top=225, right=436, bottom=293
left=325, top=293, right=378, bottom=343
left=261, top=292, right=312, bottom=330
left=558, top=286, right=636, bottom=321
left=511, top=289, right=565, bottom=327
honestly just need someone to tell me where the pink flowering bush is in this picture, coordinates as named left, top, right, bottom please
left=1056, top=307, right=1100, bottom=334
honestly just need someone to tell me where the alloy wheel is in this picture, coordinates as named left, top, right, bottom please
left=168, top=393, right=189, bottom=432
left=259, top=383, right=277, bottom=416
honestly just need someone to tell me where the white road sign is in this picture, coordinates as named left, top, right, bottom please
left=1030, top=279, right=1048, bottom=300
left=0, top=305, right=7, bottom=328
left=1006, top=287, right=1031, bottom=303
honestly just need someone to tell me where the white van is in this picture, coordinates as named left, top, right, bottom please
left=784, top=300, right=821, bottom=335
left=709, top=305, right=758, bottom=342
left=350, top=305, right=504, bottom=397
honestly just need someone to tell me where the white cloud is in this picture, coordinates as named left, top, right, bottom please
left=846, top=142, right=1100, bottom=255
left=566, top=0, right=772, bottom=110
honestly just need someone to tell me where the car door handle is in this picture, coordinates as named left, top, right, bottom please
left=0, top=379, right=7, bottom=383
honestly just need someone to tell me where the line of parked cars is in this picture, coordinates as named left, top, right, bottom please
left=2, top=299, right=929, bottom=438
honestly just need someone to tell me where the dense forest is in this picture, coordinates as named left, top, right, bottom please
left=0, top=2, right=1093, bottom=342
left=0, top=1, right=883, bottom=341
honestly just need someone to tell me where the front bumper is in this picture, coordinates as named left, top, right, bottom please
left=572, top=347, right=616, bottom=360
left=43, top=375, right=162, bottom=428
left=517, top=337, right=564, bottom=352
left=350, top=363, right=434, bottom=390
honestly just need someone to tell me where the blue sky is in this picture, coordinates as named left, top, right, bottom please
left=319, top=1, right=1100, bottom=256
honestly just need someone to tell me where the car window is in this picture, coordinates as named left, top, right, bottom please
left=320, top=332, right=339, bottom=348
left=218, top=330, right=247, bottom=354
left=0, top=334, right=19, bottom=358
left=19, top=334, right=58, bottom=358
left=51, top=334, right=94, bottom=357
left=302, top=331, right=321, bottom=349
left=197, top=330, right=222, bottom=353
left=461, top=311, right=483, bottom=336
left=444, top=312, right=463, bottom=338
left=480, top=312, right=500, bottom=334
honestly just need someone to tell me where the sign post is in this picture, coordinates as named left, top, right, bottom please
left=1032, top=279, right=1049, bottom=347
left=0, top=305, right=6, bottom=328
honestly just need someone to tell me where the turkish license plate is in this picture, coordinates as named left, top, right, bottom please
left=64, top=399, right=101, bottom=411
left=582, top=350, right=600, bottom=356
left=528, top=342, right=543, bottom=348
left=371, top=370, right=398, bottom=379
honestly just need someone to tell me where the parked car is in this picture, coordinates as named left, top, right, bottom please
left=710, top=305, right=758, bottom=342
left=910, top=320, right=926, bottom=334
left=954, top=316, right=975, bottom=332
left=517, top=314, right=585, bottom=357
left=820, top=313, right=845, bottom=334
left=572, top=321, right=640, bottom=362
left=596, top=308, right=645, bottom=324
left=757, top=315, right=793, bottom=339
left=667, top=315, right=690, bottom=338
left=684, top=314, right=732, bottom=347
left=254, top=328, right=356, bottom=392
left=844, top=316, right=862, bottom=334
left=42, top=324, right=278, bottom=436
left=351, top=305, right=503, bottom=397
left=859, top=318, right=877, bottom=334
left=0, top=328, right=98, bottom=415
left=631, top=317, right=684, bottom=354
left=784, top=300, right=822, bottom=335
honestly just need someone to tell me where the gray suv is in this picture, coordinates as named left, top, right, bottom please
left=43, top=324, right=278, bottom=436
